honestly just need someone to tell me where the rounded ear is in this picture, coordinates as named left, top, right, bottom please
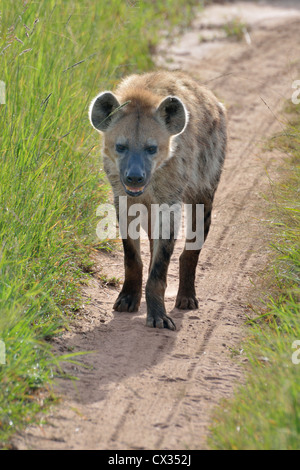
left=155, top=96, right=188, bottom=136
left=89, top=91, right=121, bottom=132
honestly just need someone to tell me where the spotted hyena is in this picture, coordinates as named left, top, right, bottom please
left=89, top=71, right=227, bottom=330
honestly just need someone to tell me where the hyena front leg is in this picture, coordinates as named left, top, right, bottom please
left=176, top=201, right=212, bottom=310
left=146, top=235, right=176, bottom=330
left=113, top=236, right=143, bottom=312
left=113, top=199, right=143, bottom=313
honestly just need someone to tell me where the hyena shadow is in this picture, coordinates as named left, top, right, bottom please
left=55, top=292, right=187, bottom=406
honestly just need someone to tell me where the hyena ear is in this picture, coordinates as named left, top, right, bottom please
left=89, top=91, right=121, bottom=132
left=155, top=96, right=188, bottom=136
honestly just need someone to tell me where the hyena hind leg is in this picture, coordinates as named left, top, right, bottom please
left=175, top=202, right=212, bottom=310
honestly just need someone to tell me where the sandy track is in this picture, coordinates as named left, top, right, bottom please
left=13, top=2, right=300, bottom=450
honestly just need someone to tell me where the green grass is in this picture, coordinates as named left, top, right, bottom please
left=210, top=102, right=300, bottom=450
left=222, top=17, right=248, bottom=41
left=0, top=0, right=203, bottom=447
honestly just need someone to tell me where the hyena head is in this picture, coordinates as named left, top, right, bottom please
left=89, top=89, right=188, bottom=197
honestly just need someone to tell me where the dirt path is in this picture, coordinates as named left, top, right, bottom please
left=13, top=1, right=300, bottom=450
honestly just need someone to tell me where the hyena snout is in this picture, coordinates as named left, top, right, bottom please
left=120, top=153, right=151, bottom=196
left=125, top=168, right=146, bottom=186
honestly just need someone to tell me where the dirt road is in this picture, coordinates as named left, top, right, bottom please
left=13, top=1, right=300, bottom=450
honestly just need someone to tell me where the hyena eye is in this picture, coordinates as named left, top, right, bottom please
left=116, top=143, right=127, bottom=153
left=145, top=145, right=157, bottom=155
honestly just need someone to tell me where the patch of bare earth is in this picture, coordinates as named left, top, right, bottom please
left=12, top=1, right=300, bottom=450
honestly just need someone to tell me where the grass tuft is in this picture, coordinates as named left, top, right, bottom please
left=222, top=17, right=249, bottom=41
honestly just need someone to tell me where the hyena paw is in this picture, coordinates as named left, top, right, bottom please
left=175, top=294, right=199, bottom=310
left=113, top=292, right=141, bottom=313
left=146, top=312, right=176, bottom=331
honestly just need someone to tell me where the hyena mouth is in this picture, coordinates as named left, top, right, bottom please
left=124, top=185, right=146, bottom=197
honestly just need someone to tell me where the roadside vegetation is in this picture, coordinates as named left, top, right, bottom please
left=210, top=101, right=300, bottom=450
left=0, top=0, right=202, bottom=446
left=222, top=17, right=248, bottom=41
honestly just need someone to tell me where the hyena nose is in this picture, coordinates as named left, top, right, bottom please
left=125, top=171, right=146, bottom=186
